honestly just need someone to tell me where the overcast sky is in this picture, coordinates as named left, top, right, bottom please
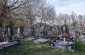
left=47, top=0, right=85, bottom=15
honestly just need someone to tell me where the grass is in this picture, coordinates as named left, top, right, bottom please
left=0, top=39, right=85, bottom=55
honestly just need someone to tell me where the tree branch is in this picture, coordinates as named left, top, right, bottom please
left=10, top=0, right=30, bottom=11
left=9, top=0, right=19, bottom=8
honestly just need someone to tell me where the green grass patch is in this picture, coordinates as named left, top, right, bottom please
left=0, top=39, right=85, bottom=55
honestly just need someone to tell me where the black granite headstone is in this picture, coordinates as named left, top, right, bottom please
left=61, top=24, right=69, bottom=38
left=4, top=25, right=14, bottom=41
left=61, top=24, right=69, bottom=34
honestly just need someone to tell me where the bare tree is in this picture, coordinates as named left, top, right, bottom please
left=22, top=0, right=43, bottom=36
left=0, top=0, right=29, bottom=25
left=70, top=12, right=77, bottom=23
left=47, top=6, right=56, bottom=26
left=78, top=15, right=83, bottom=27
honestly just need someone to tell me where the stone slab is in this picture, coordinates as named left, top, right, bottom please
left=34, top=38, right=49, bottom=44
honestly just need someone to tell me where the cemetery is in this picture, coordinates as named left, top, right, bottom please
left=0, top=0, right=85, bottom=55
left=0, top=23, right=85, bottom=55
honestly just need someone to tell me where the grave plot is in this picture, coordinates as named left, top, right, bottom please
left=49, top=24, right=75, bottom=52
left=0, top=41, right=20, bottom=55
left=25, top=37, right=36, bottom=41
left=13, top=33, right=24, bottom=39
left=49, top=39, right=75, bottom=52
left=34, top=38, right=49, bottom=44
left=0, top=25, right=21, bottom=55
left=0, top=42, right=8, bottom=45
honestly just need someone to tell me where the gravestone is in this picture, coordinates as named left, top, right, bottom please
left=34, top=38, right=49, bottom=44
left=25, top=37, right=36, bottom=41
left=61, top=24, right=69, bottom=36
left=20, top=26, right=24, bottom=36
left=4, top=25, right=14, bottom=41
left=31, top=27, right=35, bottom=36
left=61, top=24, right=70, bottom=41
left=49, top=24, right=75, bottom=52
left=23, top=27, right=31, bottom=36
